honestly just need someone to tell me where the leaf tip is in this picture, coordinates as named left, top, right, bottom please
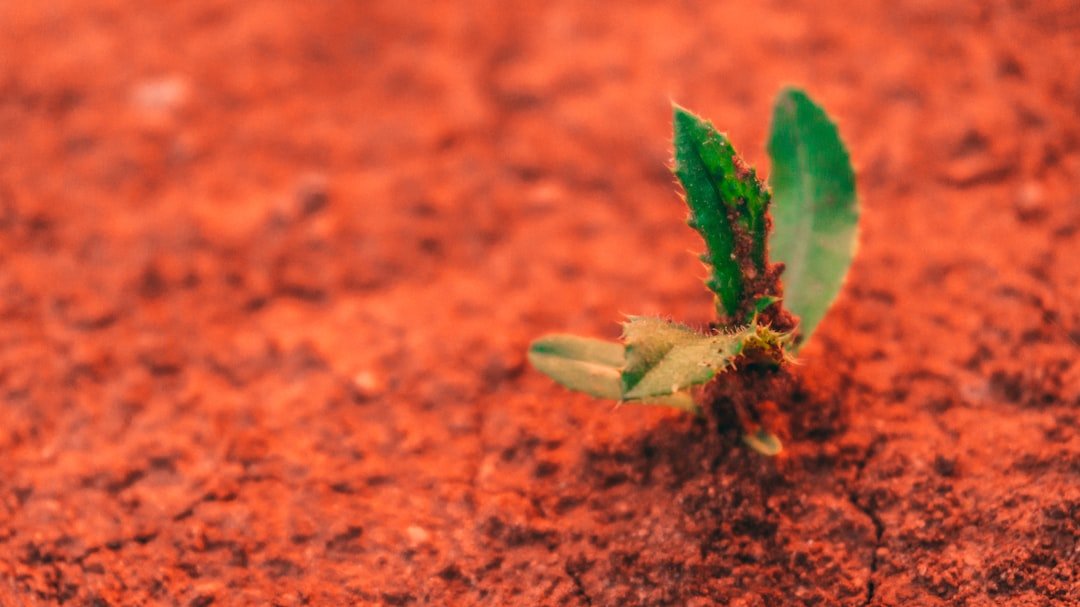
left=671, top=103, right=707, bottom=136
left=776, top=85, right=809, bottom=102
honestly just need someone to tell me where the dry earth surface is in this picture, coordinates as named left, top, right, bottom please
left=1, top=0, right=1078, bottom=605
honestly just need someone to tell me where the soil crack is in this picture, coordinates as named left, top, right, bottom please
left=564, top=558, right=593, bottom=606
left=850, top=490, right=884, bottom=606
left=848, top=436, right=886, bottom=607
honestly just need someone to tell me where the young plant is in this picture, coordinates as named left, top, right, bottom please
left=528, top=88, right=858, bottom=454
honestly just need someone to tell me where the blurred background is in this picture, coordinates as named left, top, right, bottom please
left=1, top=1, right=1077, bottom=605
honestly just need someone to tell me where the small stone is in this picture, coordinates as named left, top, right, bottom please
left=353, top=370, right=384, bottom=400
left=132, top=76, right=189, bottom=112
left=1014, top=181, right=1047, bottom=222
left=406, top=525, right=430, bottom=545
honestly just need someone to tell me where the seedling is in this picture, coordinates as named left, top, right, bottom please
left=528, top=88, right=858, bottom=455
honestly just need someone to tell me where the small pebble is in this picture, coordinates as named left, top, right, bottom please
left=353, top=370, right=384, bottom=400
left=406, top=525, right=430, bottom=545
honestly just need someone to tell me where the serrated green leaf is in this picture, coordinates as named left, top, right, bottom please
left=767, top=88, right=858, bottom=349
left=620, top=317, right=744, bottom=400
left=673, top=106, right=772, bottom=325
left=528, top=334, right=624, bottom=400
left=623, top=337, right=735, bottom=399
left=620, top=316, right=703, bottom=392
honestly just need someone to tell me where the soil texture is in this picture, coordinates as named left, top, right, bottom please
left=1, top=1, right=1078, bottom=605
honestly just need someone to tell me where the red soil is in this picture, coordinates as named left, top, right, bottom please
left=1, top=1, right=1078, bottom=605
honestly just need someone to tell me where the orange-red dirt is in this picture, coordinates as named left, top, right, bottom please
left=1, top=1, right=1078, bottom=605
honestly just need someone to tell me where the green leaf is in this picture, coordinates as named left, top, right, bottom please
left=767, top=88, right=858, bottom=349
left=620, top=316, right=703, bottom=393
left=673, top=106, right=772, bottom=325
left=528, top=334, right=624, bottom=400
left=528, top=332, right=700, bottom=412
left=742, top=428, right=783, bottom=456
left=746, top=295, right=780, bottom=323
left=620, top=317, right=744, bottom=400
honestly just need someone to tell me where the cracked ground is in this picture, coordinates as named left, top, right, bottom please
left=1, top=1, right=1078, bottom=605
